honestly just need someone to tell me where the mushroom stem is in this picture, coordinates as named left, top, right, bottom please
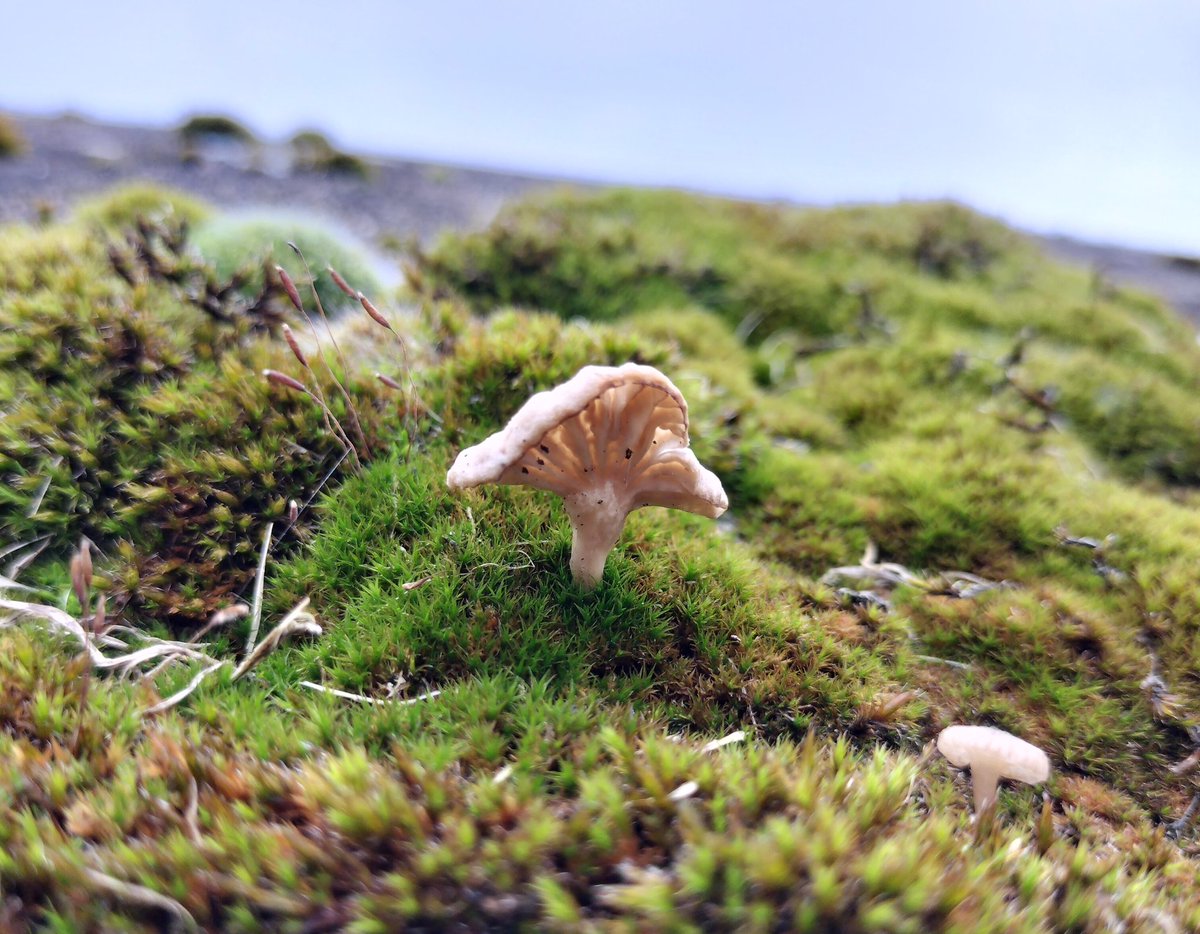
left=970, top=761, right=1002, bottom=814
left=564, top=490, right=628, bottom=589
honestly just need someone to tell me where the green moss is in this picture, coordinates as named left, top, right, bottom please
left=1, top=622, right=1195, bottom=931
left=416, top=188, right=1200, bottom=804
left=7, top=183, right=1200, bottom=929
left=417, top=191, right=1035, bottom=337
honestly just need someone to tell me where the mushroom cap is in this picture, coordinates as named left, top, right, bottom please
left=446, top=363, right=728, bottom=518
left=936, top=725, right=1050, bottom=785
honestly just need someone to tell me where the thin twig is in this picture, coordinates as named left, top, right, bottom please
left=298, top=681, right=441, bottom=706
left=183, top=774, right=201, bottom=842
left=143, top=661, right=227, bottom=716
left=1167, top=792, right=1200, bottom=839
left=25, top=457, right=61, bottom=517
left=668, top=781, right=700, bottom=801
left=269, top=446, right=351, bottom=558
left=701, top=730, right=746, bottom=753
left=3, top=535, right=51, bottom=580
left=81, top=866, right=198, bottom=932
left=470, top=550, right=535, bottom=573
left=914, top=654, right=974, bottom=671
left=232, top=599, right=320, bottom=680
left=245, top=523, right=273, bottom=656
left=190, top=604, right=250, bottom=643
left=287, top=248, right=370, bottom=459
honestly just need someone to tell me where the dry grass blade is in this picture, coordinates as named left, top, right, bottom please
left=143, top=660, right=227, bottom=715
left=183, top=774, right=201, bottom=842
left=190, top=603, right=250, bottom=643
left=25, top=458, right=61, bottom=518
left=299, top=680, right=441, bottom=706
left=668, top=781, right=700, bottom=801
left=1, top=597, right=104, bottom=664
left=0, top=574, right=37, bottom=594
left=286, top=245, right=370, bottom=460
left=2, top=535, right=51, bottom=580
left=262, top=370, right=360, bottom=467
left=914, top=654, right=974, bottom=671
left=1171, top=749, right=1200, bottom=776
left=1, top=598, right=219, bottom=692
left=244, top=522, right=273, bottom=655
left=470, top=549, right=535, bottom=573
left=106, top=643, right=215, bottom=678
left=70, top=538, right=93, bottom=609
left=232, top=598, right=321, bottom=680
left=81, top=866, right=198, bottom=932
left=139, top=652, right=190, bottom=685
left=701, top=730, right=746, bottom=753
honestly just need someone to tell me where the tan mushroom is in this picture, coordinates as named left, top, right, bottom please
left=446, top=363, right=728, bottom=588
left=936, top=724, right=1050, bottom=813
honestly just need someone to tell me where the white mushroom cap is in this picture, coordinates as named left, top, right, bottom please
left=937, top=724, right=1050, bottom=813
left=447, top=363, right=729, bottom=588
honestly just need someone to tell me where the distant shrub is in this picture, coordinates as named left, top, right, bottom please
left=289, top=128, right=372, bottom=179
left=289, top=129, right=334, bottom=161
left=178, top=113, right=256, bottom=144
left=192, top=215, right=384, bottom=315
left=0, top=113, right=27, bottom=158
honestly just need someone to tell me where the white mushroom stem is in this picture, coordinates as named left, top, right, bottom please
left=970, top=761, right=1002, bottom=813
left=564, top=489, right=628, bottom=589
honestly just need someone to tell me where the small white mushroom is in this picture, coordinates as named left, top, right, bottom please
left=936, top=724, right=1050, bottom=813
left=446, top=363, right=728, bottom=588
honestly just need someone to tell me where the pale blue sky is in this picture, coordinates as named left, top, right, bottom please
left=3, top=1, right=1198, bottom=252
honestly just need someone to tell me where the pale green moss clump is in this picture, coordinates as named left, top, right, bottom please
left=192, top=214, right=384, bottom=316
left=73, top=182, right=211, bottom=229
left=3, top=184, right=1200, bottom=929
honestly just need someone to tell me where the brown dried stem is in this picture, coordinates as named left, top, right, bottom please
left=273, top=269, right=362, bottom=462
left=282, top=249, right=370, bottom=459
left=263, top=370, right=360, bottom=468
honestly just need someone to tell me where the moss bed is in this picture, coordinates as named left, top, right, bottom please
left=3, top=185, right=1200, bottom=930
